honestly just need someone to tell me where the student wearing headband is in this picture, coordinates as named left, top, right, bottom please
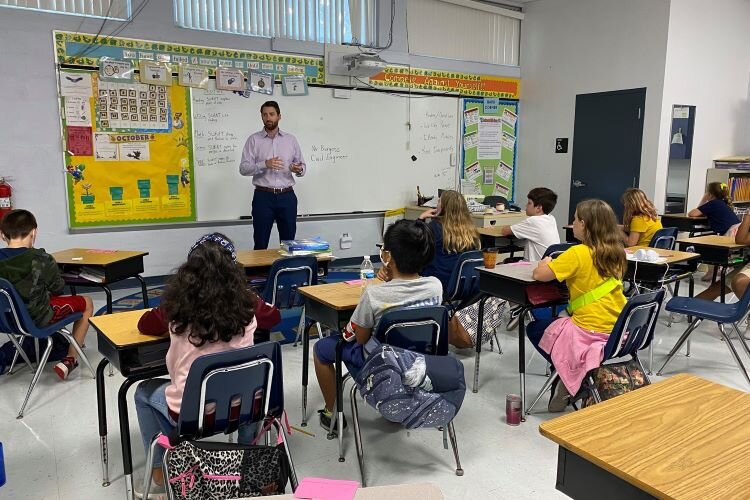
left=133, top=233, right=278, bottom=496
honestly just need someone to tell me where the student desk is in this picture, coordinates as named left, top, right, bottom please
left=477, top=226, right=524, bottom=258
left=539, top=374, right=750, bottom=500
left=235, top=248, right=332, bottom=276
left=297, top=281, right=369, bottom=426
left=90, top=309, right=169, bottom=499
left=624, top=246, right=700, bottom=293
left=676, top=235, right=750, bottom=302
left=404, top=205, right=527, bottom=228
left=564, top=224, right=624, bottom=243
left=660, top=213, right=711, bottom=236
left=475, top=262, right=566, bottom=419
left=53, top=248, right=149, bottom=314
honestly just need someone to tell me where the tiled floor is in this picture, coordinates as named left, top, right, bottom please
left=1, top=285, right=749, bottom=499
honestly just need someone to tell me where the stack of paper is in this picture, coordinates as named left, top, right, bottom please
left=281, top=237, right=331, bottom=256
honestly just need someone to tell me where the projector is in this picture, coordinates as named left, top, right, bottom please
left=342, top=53, right=388, bottom=77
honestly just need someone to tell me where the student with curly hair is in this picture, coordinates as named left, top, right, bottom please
left=621, top=188, right=662, bottom=247
left=133, top=233, right=257, bottom=496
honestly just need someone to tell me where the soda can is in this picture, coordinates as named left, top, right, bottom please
left=506, top=394, right=521, bottom=426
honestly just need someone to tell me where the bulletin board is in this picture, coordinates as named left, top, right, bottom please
left=59, top=68, right=196, bottom=228
left=460, top=98, right=519, bottom=202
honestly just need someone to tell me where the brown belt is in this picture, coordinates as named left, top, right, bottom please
left=255, top=186, right=293, bottom=194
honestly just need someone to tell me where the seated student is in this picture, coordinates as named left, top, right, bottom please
left=527, top=199, right=627, bottom=412
left=418, top=190, right=481, bottom=291
left=499, top=187, right=561, bottom=329
left=689, top=182, right=741, bottom=282
left=499, top=187, right=560, bottom=261
left=0, top=209, right=93, bottom=380
left=314, top=220, right=442, bottom=431
left=134, top=233, right=257, bottom=496
left=621, top=188, right=662, bottom=247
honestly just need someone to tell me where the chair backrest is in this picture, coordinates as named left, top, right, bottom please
left=542, top=242, right=575, bottom=260
left=373, top=305, right=449, bottom=356
left=0, top=278, right=64, bottom=338
left=178, top=341, right=284, bottom=439
left=482, top=195, right=508, bottom=208
left=649, top=227, right=678, bottom=250
left=603, top=289, right=665, bottom=361
left=260, top=256, right=318, bottom=309
left=444, top=250, right=483, bottom=302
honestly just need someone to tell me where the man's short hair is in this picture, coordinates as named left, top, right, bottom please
left=527, top=187, right=558, bottom=214
left=260, top=101, right=280, bottom=114
left=1, top=209, right=37, bottom=240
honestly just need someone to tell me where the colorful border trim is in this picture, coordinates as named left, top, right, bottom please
left=369, top=67, right=520, bottom=99
left=54, top=31, right=324, bottom=84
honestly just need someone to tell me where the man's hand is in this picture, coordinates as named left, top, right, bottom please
left=289, top=163, right=304, bottom=174
left=265, top=157, right=284, bottom=170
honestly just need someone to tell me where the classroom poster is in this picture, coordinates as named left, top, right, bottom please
left=61, top=69, right=196, bottom=228
left=461, top=98, right=518, bottom=201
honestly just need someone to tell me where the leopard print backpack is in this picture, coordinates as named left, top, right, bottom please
left=159, top=426, right=291, bottom=499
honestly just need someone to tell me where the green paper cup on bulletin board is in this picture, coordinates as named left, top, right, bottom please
left=109, top=186, right=124, bottom=201
left=166, top=175, right=179, bottom=196
left=137, top=179, right=151, bottom=198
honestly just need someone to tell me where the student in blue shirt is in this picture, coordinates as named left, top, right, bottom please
left=689, top=182, right=740, bottom=282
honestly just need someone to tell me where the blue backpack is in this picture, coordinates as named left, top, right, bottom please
left=354, top=344, right=466, bottom=429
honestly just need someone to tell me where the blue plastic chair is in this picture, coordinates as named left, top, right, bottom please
left=257, top=256, right=319, bottom=346
left=526, top=289, right=665, bottom=413
left=444, top=250, right=483, bottom=306
left=657, top=286, right=750, bottom=386
left=143, top=342, right=298, bottom=498
left=649, top=227, right=678, bottom=250
left=0, top=278, right=94, bottom=419
left=336, top=305, right=460, bottom=486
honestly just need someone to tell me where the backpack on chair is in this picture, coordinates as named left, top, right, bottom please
left=575, top=358, right=649, bottom=408
left=355, top=344, right=466, bottom=429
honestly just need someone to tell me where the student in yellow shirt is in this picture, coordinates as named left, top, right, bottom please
left=621, top=188, right=662, bottom=247
left=528, top=199, right=627, bottom=412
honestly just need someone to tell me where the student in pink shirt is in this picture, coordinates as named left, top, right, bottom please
left=133, top=233, right=257, bottom=497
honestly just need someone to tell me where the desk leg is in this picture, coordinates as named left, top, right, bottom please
left=136, top=275, right=149, bottom=308
left=118, top=377, right=143, bottom=500
left=721, top=266, right=727, bottom=304
left=518, top=308, right=527, bottom=423
left=96, top=358, right=110, bottom=487
left=472, top=295, right=487, bottom=393
left=301, top=317, right=310, bottom=427
left=103, top=285, right=113, bottom=314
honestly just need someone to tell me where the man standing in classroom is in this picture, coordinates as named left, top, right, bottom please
left=239, top=101, right=306, bottom=249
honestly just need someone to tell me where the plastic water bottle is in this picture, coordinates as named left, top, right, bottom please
left=360, top=256, right=375, bottom=288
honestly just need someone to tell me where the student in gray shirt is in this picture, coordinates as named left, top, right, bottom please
left=313, top=220, right=443, bottom=432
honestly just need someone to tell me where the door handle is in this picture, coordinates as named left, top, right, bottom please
left=572, top=179, right=586, bottom=188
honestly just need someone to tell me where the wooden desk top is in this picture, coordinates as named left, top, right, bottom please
left=677, top=235, right=747, bottom=249
left=626, top=246, right=700, bottom=265
left=89, top=309, right=165, bottom=347
left=53, top=248, right=149, bottom=266
left=299, top=280, right=383, bottom=311
left=479, top=262, right=537, bottom=283
left=540, top=374, right=750, bottom=500
left=235, top=249, right=332, bottom=269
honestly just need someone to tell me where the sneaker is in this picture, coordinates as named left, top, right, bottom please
left=506, top=306, right=522, bottom=331
left=53, top=357, right=78, bottom=380
left=548, top=379, right=571, bottom=413
left=318, top=408, right=347, bottom=433
left=134, top=476, right=167, bottom=500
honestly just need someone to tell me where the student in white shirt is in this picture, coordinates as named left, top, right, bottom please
left=499, top=187, right=561, bottom=328
left=500, top=187, right=560, bottom=261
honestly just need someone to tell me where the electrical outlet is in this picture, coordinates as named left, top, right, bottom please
left=340, top=232, right=353, bottom=250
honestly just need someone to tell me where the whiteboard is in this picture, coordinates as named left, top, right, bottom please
left=191, top=83, right=459, bottom=220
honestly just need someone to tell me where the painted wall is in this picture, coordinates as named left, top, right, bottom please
left=654, top=0, right=750, bottom=211
left=517, top=0, right=670, bottom=225
left=0, top=0, right=518, bottom=276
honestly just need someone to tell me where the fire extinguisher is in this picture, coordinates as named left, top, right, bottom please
left=0, top=178, right=12, bottom=221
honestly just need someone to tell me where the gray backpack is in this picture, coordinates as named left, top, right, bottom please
left=354, top=344, right=466, bottom=429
